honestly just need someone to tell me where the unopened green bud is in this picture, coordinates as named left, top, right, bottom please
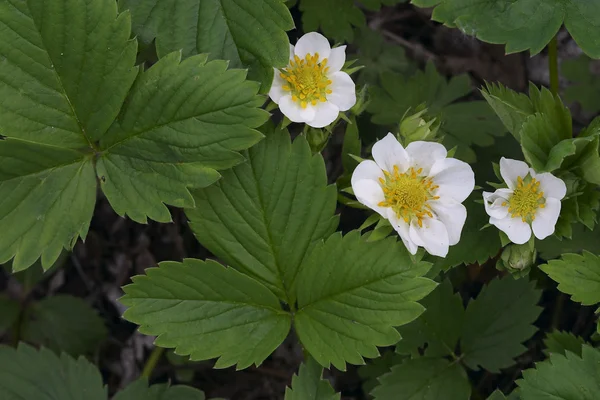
left=305, top=127, right=330, bottom=154
left=399, top=108, right=440, bottom=144
left=497, top=243, right=537, bottom=278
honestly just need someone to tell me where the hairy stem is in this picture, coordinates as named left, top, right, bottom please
left=141, top=346, right=165, bottom=379
left=548, top=35, right=559, bottom=95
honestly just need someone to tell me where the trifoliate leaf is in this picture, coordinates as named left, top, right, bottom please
left=114, top=379, right=205, bottom=400
left=21, top=295, right=107, bottom=357
left=358, top=352, right=405, bottom=396
left=119, top=0, right=294, bottom=90
left=540, top=251, right=600, bottom=306
left=121, top=258, right=291, bottom=369
left=0, top=141, right=97, bottom=271
left=543, top=330, right=585, bottom=357
left=461, top=277, right=542, bottom=372
left=284, top=355, right=340, bottom=400
left=537, top=223, right=600, bottom=260
left=517, top=345, right=600, bottom=399
left=413, top=0, right=600, bottom=58
left=186, top=124, right=337, bottom=303
left=0, top=343, right=106, bottom=399
left=562, top=55, right=600, bottom=113
left=396, top=279, right=464, bottom=358
left=299, top=0, right=365, bottom=43
left=0, top=295, right=19, bottom=335
left=429, top=196, right=501, bottom=271
left=372, top=357, right=471, bottom=400
left=294, top=231, right=437, bottom=370
left=0, top=0, right=136, bottom=271
left=354, top=27, right=414, bottom=85
left=98, top=52, right=267, bottom=224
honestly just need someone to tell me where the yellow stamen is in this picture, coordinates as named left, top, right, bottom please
left=507, top=175, right=546, bottom=223
left=278, top=52, right=332, bottom=106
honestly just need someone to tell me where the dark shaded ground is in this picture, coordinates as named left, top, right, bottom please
left=1, top=3, right=597, bottom=400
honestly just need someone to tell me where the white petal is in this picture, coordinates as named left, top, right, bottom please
left=500, top=157, right=529, bottom=189
left=405, top=141, right=448, bottom=175
left=429, top=200, right=467, bottom=246
left=288, top=44, right=295, bottom=62
left=352, top=179, right=388, bottom=217
left=294, top=32, right=331, bottom=59
left=490, top=216, right=531, bottom=244
left=409, top=218, right=450, bottom=257
left=307, top=101, right=339, bottom=128
left=372, top=133, right=409, bottom=173
left=327, top=72, right=356, bottom=111
left=429, top=158, right=475, bottom=203
left=279, top=95, right=315, bottom=123
left=351, top=160, right=384, bottom=184
left=268, top=68, right=287, bottom=104
left=387, top=209, right=418, bottom=254
left=327, top=45, right=346, bottom=72
left=532, top=198, right=561, bottom=240
left=536, top=173, right=567, bottom=200
left=483, top=189, right=512, bottom=219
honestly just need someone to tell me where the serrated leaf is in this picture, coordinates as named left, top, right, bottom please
left=121, top=258, right=291, bottom=369
left=429, top=196, right=501, bottom=271
left=543, top=330, right=585, bottom=357
left=372, top=357, right=471, bottom=400
left=299, top=0, right=365, bottom=43
left=114, top=379, right=205, bottom=400
left=413, top=0, right=600, bottom=58
left=517, top=345, right=600, bottom=399
left=119, top=0, right=294, bottom=90
left=540, top=251, right=600, bottom=306
left=461, top=277, right=542, bottom=372
left=284, top=355, right=340, bottom=400
left=0, top=141, right=97, bottom=271
left=486, top=390, right=507, bottom=400
left=0, top=343, right=106, bottom=399
left=358, top=352, right=405, bottom=396
left=0, top=0, right=136, bottom=271
left=186, top=125, right=337, bottom=303
left=396, top=279, right=464, bottom=358
left=294, top=231, right=437, bottom=370
left=0, top=295, right=19, bottom=335
left=562, top=55, right=600, bottom=114
left=98, top=52, right=267, bottom=224
left=481, top=82, right=535, bottom=140
left=21, top=295, right=107, bottom=357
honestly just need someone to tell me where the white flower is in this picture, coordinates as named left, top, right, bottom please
left=269, top=32, right=356, bottom=128
left=351, top=133, right=475, bottom=257
left=483, top=157, right=567, bottom=244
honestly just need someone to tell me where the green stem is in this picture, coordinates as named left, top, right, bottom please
left=548, top=35, right=559, bottom=95
left=141, top=346, right=165, bottom=379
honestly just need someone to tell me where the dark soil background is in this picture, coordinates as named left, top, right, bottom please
left=1, top=3, right=598, bottom=400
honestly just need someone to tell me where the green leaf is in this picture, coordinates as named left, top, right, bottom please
left=562, top=55, right=600, bottom=114
left=0, top=343, right=106, bottom=399
left=98, top=52, right=267, bottom=224
left=186, top=125, right=337, bottom=303
left=0, top=0, right=136, bottom=271
left=461, top=277, right=542, bottom=372
left=358, top=352, right=405, bottom=396
left=294, top=231, right=436, bottom=370
left=0, top=295, right=19, bottom=335
left=342, top=116, right=362, bottom=175
left=540, top=251, right=600, bottom=306
left=413, top=0, right=600, bottom=58
left=121, top=258, right=291, bottom=369
left=429, top=196, right=501, bottom=271
left=372, top=357, right=471, bottom=400
left=21, top=295, right=107, bottom=357
left=486, top=390, right=507, bottom=400
left=517, top=345, right=600, bottom=399
left=396, top=279, right=464, bottom=358
left=299, top=0, right=365, bottom=43
left=119, top=0, right=294, bottom=90
left=481, top=82, right=535, bottom=140
left=543, top=330, right=586, bottom=357
left=284, top=355, right=340, bottom=400
left=114, top=379, right=205, bottom=400
left=0, top=141, right=97, bottom=271
left=537, top=223, right=600, bottom=260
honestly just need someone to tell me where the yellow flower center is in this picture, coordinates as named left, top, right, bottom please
left=502, top=176, right=546, bottom=222
left=280, top=53, right=332, bottom=109
left=377, top=165, right=439, bottom=227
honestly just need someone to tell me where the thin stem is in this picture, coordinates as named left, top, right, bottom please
left=141, top=346, right=165, bottom=379
left=548, top=35, right=559, bottom=95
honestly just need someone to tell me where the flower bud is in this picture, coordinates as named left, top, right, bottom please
left=497, top=243, right=537, bottom=278
left=399, top=108, right=440, bottom=144
left=305, top=127, right=330, bottom=153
